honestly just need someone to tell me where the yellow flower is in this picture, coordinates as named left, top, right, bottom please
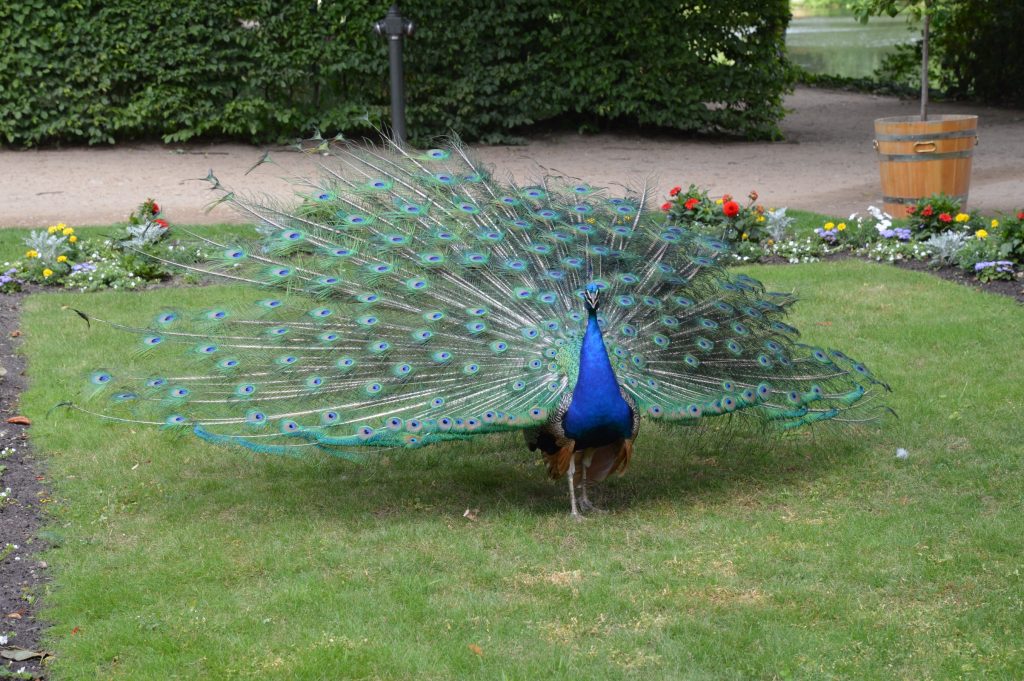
left=991, top=219, right=999, bottom=229
left=715, top=199, right=724, bottom=205
left=824, top=222, right=835, bottom=230
left=756, top=215, right=766, bottom=223
left=42, top=268, right=53, bottom=278
left=25, top=249, right=38, bottom=259
left=741, top=232, right=749, bottom=241
left=57, top=255, right=68, bottom=263
left=62, top=227, right=74, bottom=236
left=975, top=229, right=989, bottom=239
left=69, top=235, right=78, bottom=243
left=955, top=213, right=970, bottom=223
left=766, top=238, right=775, bottom=246
left=47, top=225, right=59, bottom=234
left=837, top=222, right=846, bottom=231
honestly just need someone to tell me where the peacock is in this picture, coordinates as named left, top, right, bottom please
left=69, top=137, right=889, bottom=517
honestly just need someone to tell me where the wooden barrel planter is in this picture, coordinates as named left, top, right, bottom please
left=873, top=114, right=978, bottom=218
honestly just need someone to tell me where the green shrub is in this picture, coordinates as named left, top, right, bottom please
left=0, top=0, right=794, bottom=147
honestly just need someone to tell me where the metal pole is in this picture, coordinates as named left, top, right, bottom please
left=374, top=3, right=415, bottom=145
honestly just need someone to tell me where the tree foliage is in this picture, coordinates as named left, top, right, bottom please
left=0, top=0, right=794, bottom=147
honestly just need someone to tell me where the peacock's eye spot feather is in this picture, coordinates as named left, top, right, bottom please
left=143, top=336, right=163, bottom=346
left=165, top=415, right=187, bottom=426
left=87, top=370, right=114, bottom=386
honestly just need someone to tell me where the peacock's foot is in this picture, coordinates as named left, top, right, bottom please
left=570, top=509, right=586, bottom=522
left=577, top=496, right=605, bottom=514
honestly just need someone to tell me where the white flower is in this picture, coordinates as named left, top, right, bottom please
left=896, top=448, right=909, bottom=460
left=0, top=634, right=7, bottom=645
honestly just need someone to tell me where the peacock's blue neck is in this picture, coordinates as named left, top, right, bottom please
left=563, top=309, right=633, bottom=447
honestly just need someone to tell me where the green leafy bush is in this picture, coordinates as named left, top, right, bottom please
left=0, top=0, right=794, bottom=147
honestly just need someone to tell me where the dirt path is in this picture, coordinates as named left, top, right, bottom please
left=1, top=87, right=1022, bottom=228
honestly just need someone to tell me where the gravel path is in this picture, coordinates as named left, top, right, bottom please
left=2, top=87, right=1022, bottom=228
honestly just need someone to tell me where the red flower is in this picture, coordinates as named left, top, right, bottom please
left=922, top=205, right=934, bottom=217
left=722, top=194, right=733, bottom=203
left=938, top=212, right=952, bottom=223
left=906, top=205, right=917, bottom=215
left=722, top=200, right=740, bottom=218
left=1017, top=210, right=1024, bottom=220
left=684, top=198, right=699, bottom=211
left=669, top=185, right=681, bottom=197
left=151, top=202, right=160, bottom=215
left=154, top=218, right=169, bottom=228
left=660, top=202, right=673, bottom=212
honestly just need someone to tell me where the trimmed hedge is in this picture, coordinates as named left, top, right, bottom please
left=0, top=0, right=794, bottom=146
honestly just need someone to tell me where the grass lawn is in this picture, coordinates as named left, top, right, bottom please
left=18, top=259, right=1024, bottom=680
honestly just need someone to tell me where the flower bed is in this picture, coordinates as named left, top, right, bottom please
left=663, top=187, right=1024, bottom=295
left=0, top=200, right=181, bottom=293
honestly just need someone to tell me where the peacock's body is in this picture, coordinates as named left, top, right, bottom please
left=74, top=138, right=888, bottom=516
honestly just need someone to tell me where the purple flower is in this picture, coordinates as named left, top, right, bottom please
left=879, top=228, right=912, bottom=241
left=974, top=260, right=1014, bottom=273
left=814, top=227, right=838, bottom=244
left=71, top=262, right=97, bottom=273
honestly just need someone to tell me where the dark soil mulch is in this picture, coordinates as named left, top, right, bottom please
left=0, top=292, right=50, bottom=680
left=892, top=259, right=1024, bottom=303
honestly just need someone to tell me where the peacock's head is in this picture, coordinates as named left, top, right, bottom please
left=583, top=283, right=601, bottom=313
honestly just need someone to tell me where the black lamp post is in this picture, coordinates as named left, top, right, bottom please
left=373, top=3, right=414, bottom=144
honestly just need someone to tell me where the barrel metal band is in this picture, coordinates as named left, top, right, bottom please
left=882, top=194, right=968, bottom=205
left=875, top=129, right=977, bottom=142
left=878, top=150, right=974, bottom=162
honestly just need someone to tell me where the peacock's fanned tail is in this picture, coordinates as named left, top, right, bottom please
left=74, top=137, right=889, bottom=456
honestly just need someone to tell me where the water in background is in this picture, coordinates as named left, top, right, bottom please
left=786, top=7, right=914, bottom=78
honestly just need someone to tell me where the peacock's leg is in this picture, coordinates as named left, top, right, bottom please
left=578, top=450, right=595, bottom=512
left=567, top=457, right=583, bottom=520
